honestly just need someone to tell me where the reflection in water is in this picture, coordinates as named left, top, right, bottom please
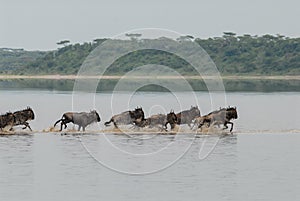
left=1, top=78, right=300, bottom=92
left=0, top=134, right=34, bottom=200
left=0, top=133, right=238, bottom=201
left=2, top=129, right=300, bottom=200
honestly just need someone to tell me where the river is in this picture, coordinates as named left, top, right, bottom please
left=0, top=91, right=300, bottom=201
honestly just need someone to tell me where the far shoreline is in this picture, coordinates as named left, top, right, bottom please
left=1, top=75, right=300, bottom=80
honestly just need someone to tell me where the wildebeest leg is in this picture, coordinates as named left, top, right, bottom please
left=131, top=125, right=140, bottom=132
left=78, top=126, right=82, bottom=131
left=160, top=127, right=167, bottom=132
left=164, top=122, right=168, bottom=130
left=60, top=119, right=71, bottom=131
left=192, top=118, right=200, bottom=130
left=211, top=121, right=218, bottom=127
left=22, top=122, right=28, bottom=129
left=113, top=121, right=118, bottom=129
left=223, top=122, right=228, bottom=130
left=198, top=123, right=203, bottom=129
left=54, top=119, right=66, bottom=131
left=191, top=122, right=196, bottom=130
left=162, top=123, right=167, bottom=131
left=60, top=120, right=68, bottom=131
left=226, top=122, right=234, bottom=132
left=60, top=122, right=64, bottom=131
left=156, top=123, right=166, bottom=132
left=206, top=121, right=211, bottom=128
left=198, top=124, right=204, bottom=132
left=171, top=123, right=176, bottom=130
left=22, top=122, right=32, bottom=131
left=83, top=127, right=86, bottom=132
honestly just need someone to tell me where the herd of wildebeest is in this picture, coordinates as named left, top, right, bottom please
left=0, top=106, right=238, bottom=133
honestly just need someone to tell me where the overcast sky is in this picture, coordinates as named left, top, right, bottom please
left=1, top=0, right=299, bottom=50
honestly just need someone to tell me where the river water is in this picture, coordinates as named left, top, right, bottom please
left=0, top=91, right=300, bottom=201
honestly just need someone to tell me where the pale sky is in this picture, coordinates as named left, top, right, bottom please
left=1, top=0, right=299, bottom=50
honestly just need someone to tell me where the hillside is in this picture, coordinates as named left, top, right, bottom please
left=1, top=33, right=299, bottom=75
left=0, top=48, right=46, bottom=74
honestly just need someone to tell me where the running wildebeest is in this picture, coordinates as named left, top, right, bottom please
left=104, top=107, right=145, bottom=128
left=0, top=112, right=15, bottom=131
left=11, top=107, right=35, bottom=131
left=194, top=107, right=238, bottom=132
left=176, top=106, right=201, bottom=127
left=134, top=110, right=178, bottom=130
left=54, top=110, right=101, bottom=131
left=166, top=111, right=178, bottom=129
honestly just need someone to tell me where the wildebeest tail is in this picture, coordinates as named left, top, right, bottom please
left=54, top=118, right=63, bottom=127
left=104, top=119, right=113, bottom=126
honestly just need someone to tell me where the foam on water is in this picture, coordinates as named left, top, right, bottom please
left=2, top=126, right=300, bottom=136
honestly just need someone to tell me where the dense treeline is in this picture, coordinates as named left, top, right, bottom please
left=197, top=33, right=300, bottom=75
left=0, top=48, right=46, bottom=74
left=0, top=33, right=299, bottom=75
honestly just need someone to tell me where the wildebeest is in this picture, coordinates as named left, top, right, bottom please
left=176, top=106, right=201, bottom=127
left=135, top=110, right=178, bottom=130
left=54, top=110, right=101, bottom=131
left=104, top=107, right=145, bottom=128
left=166, top=111, right=178, bottom=129
left=194, top=107, right=238, bottom=132
left=12, top=107, right=35, bottom=131
left=0, top=112, right=15, bottom=131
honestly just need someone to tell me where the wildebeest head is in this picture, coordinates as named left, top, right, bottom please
left=167, top=110, right=177, bottom=124
left=130, top=107, right=145, bottom=120
left=23, top=107, right=35, bottom=120
left=190, top=106, right=201, bottom=118
left=91, top=110, right=101, bottom=122
left=226, top=107, right=238, bottom=119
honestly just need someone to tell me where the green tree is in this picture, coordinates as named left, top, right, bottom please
left=57, top=40, right=70, bottom=47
